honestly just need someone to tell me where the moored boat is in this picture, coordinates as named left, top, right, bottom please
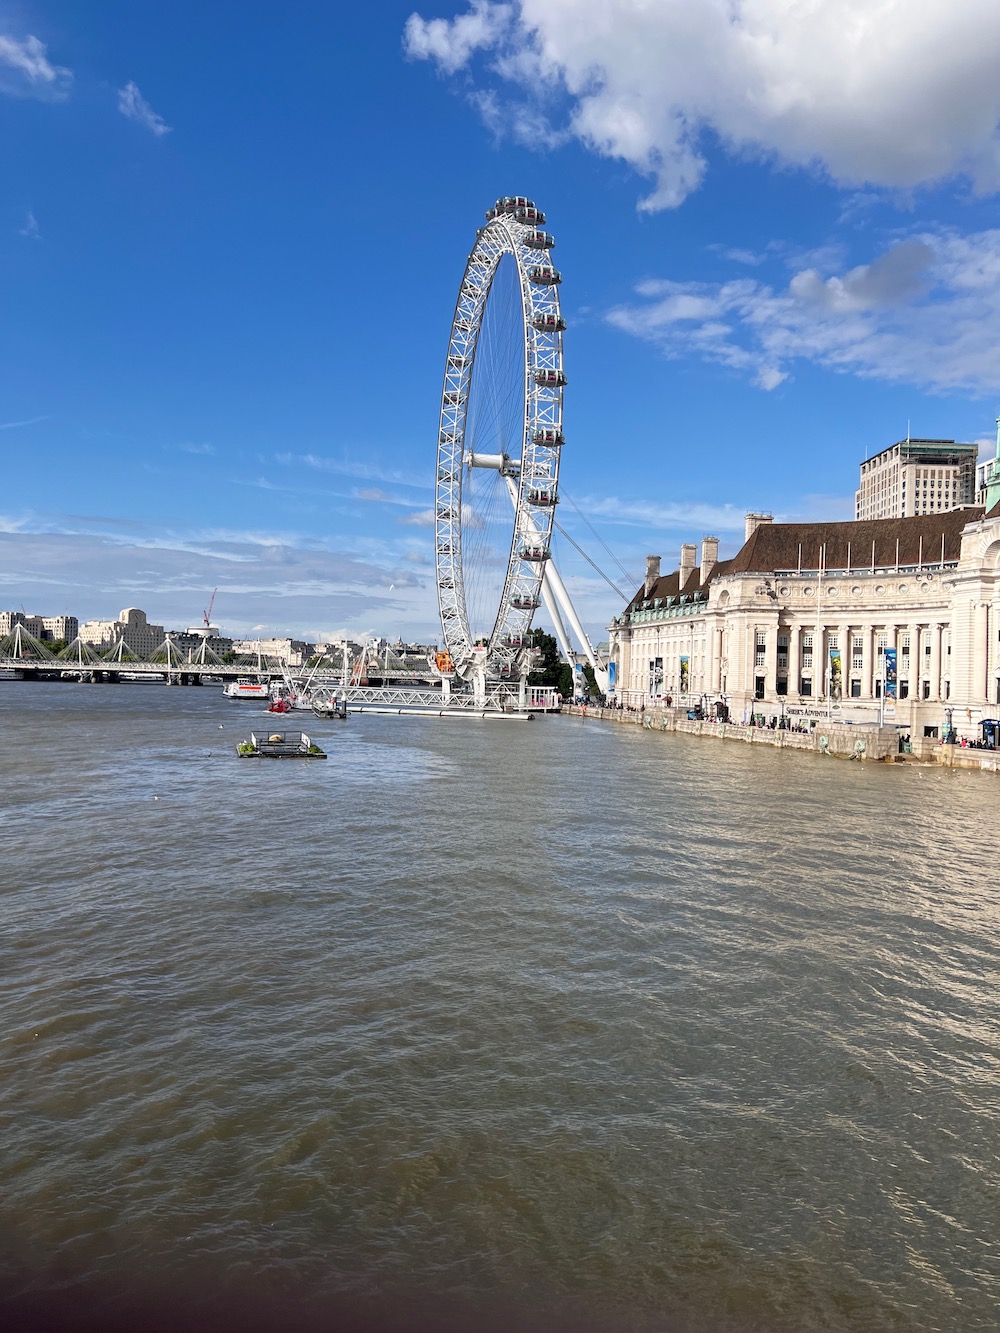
left=224, top=678, right=271, bottom=701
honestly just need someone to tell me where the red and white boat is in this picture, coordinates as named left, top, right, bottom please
left=223, top=678, right=271, bottom=701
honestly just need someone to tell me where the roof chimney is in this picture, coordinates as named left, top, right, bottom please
left=744, top=512, right=773, bottom=543
left=644, top=554, right=660, bottom=596
left=701, top=535, right=719, bottom=580
left=679, top=543, right=696, bottom=587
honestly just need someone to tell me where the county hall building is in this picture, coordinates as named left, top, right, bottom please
left=608, top=504, right=1000, bottom=750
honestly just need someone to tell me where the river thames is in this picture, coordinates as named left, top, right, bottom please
left=1, top=683, right=997, bottom=1331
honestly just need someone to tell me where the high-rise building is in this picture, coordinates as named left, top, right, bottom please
left=855, top=438, right=978, bottom=520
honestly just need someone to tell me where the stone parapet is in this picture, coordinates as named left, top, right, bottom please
left=564, top=704, right=898, bottom=760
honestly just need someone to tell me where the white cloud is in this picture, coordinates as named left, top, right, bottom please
left=404, top=0, right=513, bottom=74
left=118, top=81, right=171, bottom=137
left=607, top=229, right=1000, bottom=395
left=19, top=211, right=40, bottom=239
left=576, top=495, right=749, bottom=533
left=405, top=0, right=1000, bottom=209
left=0, top=414, right=47, bottom=430
left=401, top=508, right=436, bottom=527
left=0, top=519, right=435, bottom=639
left=0, top=33, right=71, bottom=100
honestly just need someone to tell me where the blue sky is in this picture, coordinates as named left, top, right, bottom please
left=3, top=0, right=1000, bottom=645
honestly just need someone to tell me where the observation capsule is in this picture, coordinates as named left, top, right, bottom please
left=501, top=634, right=523, bottom=648
left=532, top=428, right=564, bottom=447
left=447, top=354, right=467, bottom=368
left=514, top=206, right=546, bottom=225
left=532, top=313, right=566, bottom=333
left=526, top=488, right=558, bottom=507
left=442, top=390, right=462, bottom=405
left=493, top=195, right=536, bottom=214
left=527, top=265, right=561, bottom=285
left=523, top=231, right=555, bottom=250
left=534, top=368, right=566, bottom=388
left=520, top=545, right=549, bottom=562
left=510, top=594, right=541, bottom=610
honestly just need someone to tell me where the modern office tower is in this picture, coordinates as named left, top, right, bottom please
left=855, top=438, right=978, bottom=520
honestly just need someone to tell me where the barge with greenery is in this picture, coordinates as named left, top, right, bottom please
left=236, top=730, right=327, bottom=759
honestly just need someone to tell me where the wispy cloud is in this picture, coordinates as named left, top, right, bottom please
left=177, top=441, right=215, bottom=455
left=276, top=451, right=432, bottom=491
left=577, top=495, right=749, bottom=533
left=608, top=228, right=1000, bottom=395
left=19, top=211, right=40, bottom=240
left=0, top=33, right=71, bottom=100
left=0, top=414, right=47, bottom=431
left=118, top=81, right=171, bottom=136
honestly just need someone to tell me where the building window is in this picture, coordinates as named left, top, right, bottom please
left=899, top=680, right=909, bottom=699
left=755, top=676, right=765, bottom=700
left=922, top=679, right=931, bottom=700
left=875, top=679, right=882, bottom=698
left=755, top=649, right=766, bottom=667
left=776, top=676, right=788, bottom=696
left=850, top=679, right=861, bottom=698
left=800, top=676, right=812, bottom=696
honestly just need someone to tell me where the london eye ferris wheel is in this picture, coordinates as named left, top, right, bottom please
left=434, top=195, right=567, bottom=684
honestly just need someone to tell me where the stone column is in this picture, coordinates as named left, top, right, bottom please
left=787, top=625, right=801, bottom=698
left=711, top=625, right=723, bottom=693
left=975, top=602, right=990, bottom=704
left=929, top=623, right=942, bottom=702
left=766, top=623, right=780, bottom=699
left=862, top=624, right=876, bottom=699
left=838, top=624, right=851, bottom=700
left=906, top=623, right=921, bottom=701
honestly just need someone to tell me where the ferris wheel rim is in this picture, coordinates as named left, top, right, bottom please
left=434, top=199, right=565, bottom=679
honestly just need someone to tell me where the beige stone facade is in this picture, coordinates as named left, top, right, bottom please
left=80, top=607, right=165, bottom=656
left=609, top=507, right=1000, bottom=750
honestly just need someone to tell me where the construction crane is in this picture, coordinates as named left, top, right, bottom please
left=203, top=588, right=217, bottom=629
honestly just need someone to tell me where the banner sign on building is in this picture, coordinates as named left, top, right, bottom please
left=680, top=655, right=689, bottom=692
left=829, top=645, right=843, bottom=701
left=883, top=646, right=897, bottom=700
left=608, top=661, right=616, bottom=690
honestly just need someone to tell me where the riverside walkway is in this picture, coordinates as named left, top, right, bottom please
left=567, top=703, right=902, bottom=762
left=566, top=703, right=1000, bottom=772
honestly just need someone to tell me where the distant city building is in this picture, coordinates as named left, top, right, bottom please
left=168, top=630, right=234, bottom=657
left=231, top=637, right=314, bottom=665
left=0, top=611, right=78, bottom=641
left=609, top=504, right=1000, bottom=752
left=0, top=611, right=44, bottom=638
left=79, top=608, right=165, bottom=656
left=855, top=438, right=977, bottom=520
left=40, top=615, right=78, bottom=642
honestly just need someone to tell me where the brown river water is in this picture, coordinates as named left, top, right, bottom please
left=1, top=682, right=997, bottom=1332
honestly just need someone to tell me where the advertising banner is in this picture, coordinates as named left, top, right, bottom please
left=829, top=645, right=843, bottom=701
left=680, top=655, right=689, bottom=692
left=883, top=646, right=897, bottom=700
left=608, top=661, right=616, bottom=690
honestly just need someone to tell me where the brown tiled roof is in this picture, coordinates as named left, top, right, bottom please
left=728, top=509, right=983, bottom=574
left=625, top=509, right=986, bottom=610
left=626, top=558, right=734, bottom=611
